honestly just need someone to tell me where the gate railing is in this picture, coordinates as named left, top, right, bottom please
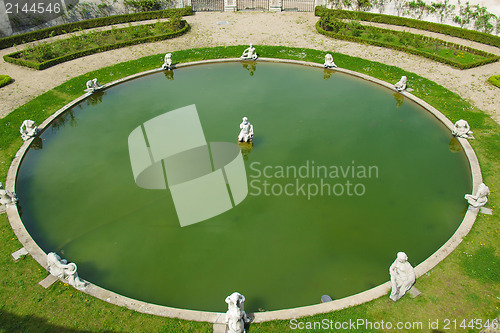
left=282, top=0, right=315, bottom=11
left=192, top=0, right=224, bottom=11
left=236, top=0, right=269, bottom=10
left=190, top=0, right=320, bottom=11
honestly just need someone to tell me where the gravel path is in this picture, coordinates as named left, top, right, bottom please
left=0, top=12, right=499, bottom=123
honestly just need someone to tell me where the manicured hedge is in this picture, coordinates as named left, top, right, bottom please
left=3, top=21, right=189, bottom=70
left=0, top=7, right=192, bottom=50
left=315, top=7, right=500, bottom=48
left=316, top=19, right=499, bottom=69
left=0, top=75, right=13, bottom=88
left=488, top=75, right=500, bottom=88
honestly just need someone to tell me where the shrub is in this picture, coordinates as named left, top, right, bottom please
left=0, top=75, right=13, bottom=88
left=125, top=0, right=168, bottom=12
left=488, top=75, right=500, bottom=88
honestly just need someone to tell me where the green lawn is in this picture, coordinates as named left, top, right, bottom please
left=419, top=46, right=484, bottom=64
left=0, top=45, right=498, bottom=333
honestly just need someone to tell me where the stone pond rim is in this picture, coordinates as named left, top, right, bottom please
left=4, top=57, right=483, bottom=323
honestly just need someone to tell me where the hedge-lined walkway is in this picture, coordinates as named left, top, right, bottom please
left=0, top=11, right=499, bottom=123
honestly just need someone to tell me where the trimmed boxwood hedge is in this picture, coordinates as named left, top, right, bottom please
left=3, top=21, right=189, bottom=70
left=0, top=7, right=192, bottom=50
left=0, top=75, right=13, bottom=88
left=316, top=19, right=499, bottom=69
left=315, top=7, right=500, bottom=48
left=488, top=75, right=500, bottom=88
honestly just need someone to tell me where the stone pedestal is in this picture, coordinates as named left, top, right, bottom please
left=269, top=0, right=282, bottom=11
left=224, top=0, right=237, bottom=11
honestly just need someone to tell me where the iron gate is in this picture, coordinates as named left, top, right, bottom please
left=237, top=0, right=269, bottom=10
left=282, top=0, right=315, bottom=11
left=192, top=0, right=224, bottom=11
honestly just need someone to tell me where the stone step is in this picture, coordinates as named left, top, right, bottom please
left=11, top=247, right=29, bottom=261
left=409, top=286, right=422, bottom=298
left=213, top=323, right=227, bottom=333
left=39, top=274, right=58, bottom=289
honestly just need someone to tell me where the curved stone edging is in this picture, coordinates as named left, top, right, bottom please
left=5, top=57, right=482, bottom=324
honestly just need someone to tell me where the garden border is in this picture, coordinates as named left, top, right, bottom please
left=0, top=7, right=193, bottom=50
left=315, top=7, right=500, bottom=48
left=5, top=57, right=482, bottom=324
left=3, top=20, right=190, bottom=70
left=316, top=19, right=499, bottom=69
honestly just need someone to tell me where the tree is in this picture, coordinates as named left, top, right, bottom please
left=393, top=0, right=407, bottom=16
left=354, top=0, right=372, bottom=11
left=329, top=0, right=353, bottom=10
left=431, top=0, right=455, bottom=23
left=372, top=0, right=386, bottom=13
left=405, top=0, right=433, bottom=20
left=472, top=5, right=495, bottom=34
left=453, top=0, right=474, bottom=29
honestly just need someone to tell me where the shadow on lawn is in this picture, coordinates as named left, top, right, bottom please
left=0, top=309, right=126, bottom=333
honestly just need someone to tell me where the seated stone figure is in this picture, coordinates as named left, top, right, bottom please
left=324, top=54, right=337, bottom=68
left=20, top=119, right=39, bottom=141
left=0, top=182, right=17, bottom=206
left=85, top=78, right=102, bottom=93
left=394, top=76, right=407, bottom=92
left=225, top=292, right=250, bottom=333
left=389, top=252, right=416, bottom=301
left=162, top=53, right=172, bottom=70
left=47, top=252, right=87, bottom=290
left=241, top=44, right=258, bottom=61
left=452, top=119, right=474, bottom=139
left=465, top=183, right=490, bottom=208
left=238, top=117, right=254, bottom=143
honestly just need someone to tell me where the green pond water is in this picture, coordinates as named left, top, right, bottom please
left=16, top=62, right=472, bottom=312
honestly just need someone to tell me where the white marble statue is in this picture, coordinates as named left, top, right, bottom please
left=162, top=53, right=172, bottom=70
left=389, top=252, right=416, bottom=301
left=20, top=120, right=39, bottom=141
left=240, top=44, right=258, bottom=61
left=0, top=182, right=17, bottom=207
left=238, top=117, right=254, bottom=143
left=465, top=183, right=490, bottom=208
left=324, top=54, right=337, bottom=68
left=394, top=76, right=407, bottom=92
left=47, top=252, right=87, bottom=290
left=225, top=292, right=250, bottom=333
left=452, top=119, right=474, bottom=139
left=85, top=78, right=102, bottom=93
